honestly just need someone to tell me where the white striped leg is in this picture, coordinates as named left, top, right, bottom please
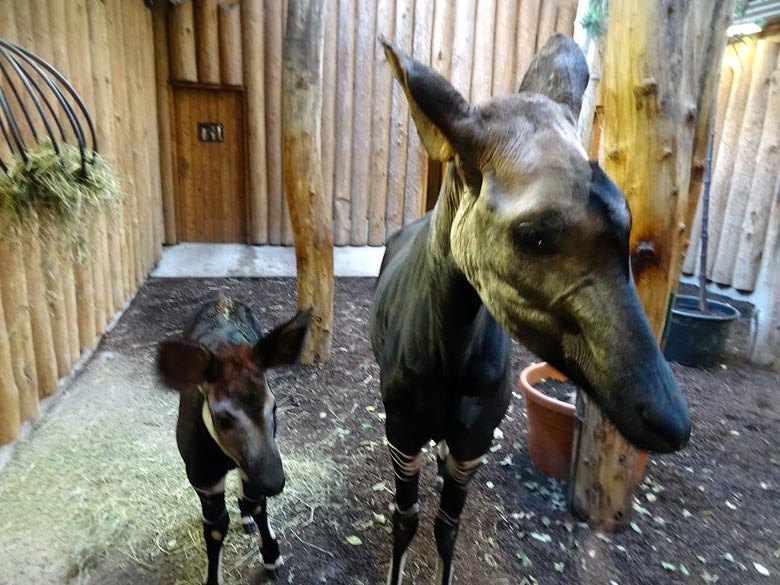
left=435, top=456, right=482, bottom=585
left=386, top=442, right=423, bottom=585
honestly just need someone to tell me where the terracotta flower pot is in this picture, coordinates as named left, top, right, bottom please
left=519, top=362, right=647, bottom=483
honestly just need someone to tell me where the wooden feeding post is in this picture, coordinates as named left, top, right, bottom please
left=569, top=0, right=735, bottom=530
left=281, top=0, right=334, bottom=364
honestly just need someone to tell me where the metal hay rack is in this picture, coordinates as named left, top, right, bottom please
left=0, top=39, right=97, bottom=176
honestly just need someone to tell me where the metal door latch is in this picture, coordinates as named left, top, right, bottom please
left=197, top=123, right=224, bottom=143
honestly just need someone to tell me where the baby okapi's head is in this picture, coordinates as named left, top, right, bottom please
left=158, top=308, right=312, bottom=495
left=384, top=34, right=691, bottom=453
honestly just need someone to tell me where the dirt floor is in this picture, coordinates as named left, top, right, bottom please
left=0, top=277, right=778, bottom=585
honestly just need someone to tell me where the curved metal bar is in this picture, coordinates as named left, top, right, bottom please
left=2, top=46, right=61, bottom=156
left=17, top=57, right=68, bottom=145
left=0, top=55, right=36, bottom=148
left=0, top=70, right=28, bottom=162
left=1, top=42, right=86, bottom=165
left=0, top=102, right=18, bottom=158
left=12, top=43, right=98, bottom=157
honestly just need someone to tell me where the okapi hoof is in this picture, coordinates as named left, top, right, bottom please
left=241, top=515, right=258, bottom=534
left=264, top=557, right=285, bottom=581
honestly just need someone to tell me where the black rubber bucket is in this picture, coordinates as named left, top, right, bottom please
left=663, top=295, right=740, bottom=367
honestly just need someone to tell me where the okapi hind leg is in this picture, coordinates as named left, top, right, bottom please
left=387, top=442, right=424, bottom=585
left=434, top=456, right=482, bottom=585
left=194, top=480, right=229, bottom=585
left=240, top=480, right=284, bottom=579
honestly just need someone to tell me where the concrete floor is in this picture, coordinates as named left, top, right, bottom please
left=151, top=244, right=385, bottom=278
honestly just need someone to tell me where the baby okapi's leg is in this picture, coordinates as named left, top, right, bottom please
left=240, top=479, right=284, bottom=578
left=194, top=479, right=229, bottom=585
left=387, top=442, right=423, bottom=585
left=434, top=456, right=482, bottom=585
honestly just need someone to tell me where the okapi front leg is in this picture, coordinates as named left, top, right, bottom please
left=240, top=480, right=283, bottom=578
left=387, top=442, right=423, bottom=585
left=195, top=481, right=229, bottom=585
left=434, top=456, right=482, bottom=585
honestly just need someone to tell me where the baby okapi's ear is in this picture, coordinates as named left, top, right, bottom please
left=254, top=308, right=313, bottom=368
left=518, top=33, right=589, bottom=120
left=381, top=37, right=475, bottom=161
left=157, top=340, right=215, bottom=389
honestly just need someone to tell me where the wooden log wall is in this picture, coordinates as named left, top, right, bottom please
left=161, top=0, right=578, bottom=245
left=0, top=0, right=164, bottom=446
left=682, top=32, right=780, bottom=293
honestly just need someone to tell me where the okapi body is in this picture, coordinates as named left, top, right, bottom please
left=157, top=296, right=311, bottom=585
left=370, top=35, right=691, bottom=584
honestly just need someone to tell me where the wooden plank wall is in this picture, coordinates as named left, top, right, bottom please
left=0, top=0, right=163, bottom=446
left=162, top=0, right=577, bottom=246
left=682, top=33, right=780, bottom=294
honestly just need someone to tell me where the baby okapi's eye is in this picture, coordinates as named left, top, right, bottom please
left=512, top=225, right=559, bottom=255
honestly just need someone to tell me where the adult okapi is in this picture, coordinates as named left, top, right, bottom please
left=157, top=296, right=311, bottom=585
left=370, top=34, right=691, bottom=585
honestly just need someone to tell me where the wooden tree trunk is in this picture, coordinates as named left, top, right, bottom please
left=570, top=0, right=734, bottom=531
left=282, top=0, right=334, bottom=363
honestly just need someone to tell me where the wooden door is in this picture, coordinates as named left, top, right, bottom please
left=172, top=85, right=247, bottom=242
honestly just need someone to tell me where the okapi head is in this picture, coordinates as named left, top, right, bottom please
left=383, top=34, right=691, bottom=453
left=158, top=309, right=312, bottom=495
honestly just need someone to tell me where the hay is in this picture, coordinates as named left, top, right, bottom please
left=0, top=139, right=121, bottom=261
left=0, top=355, right=339, bottom=585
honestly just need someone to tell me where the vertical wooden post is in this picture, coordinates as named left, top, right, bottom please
left=384, top=0, right=414, bottom=237
left=320, top=0, right=339, bottom=239
left=218, top=4, right=244, bottom=86
left=170, top=1, right=199, bottom=82
left=570, top=0, right=735, bottom=530
left=0, top=234, right=39, bottom=421
left=492, top=0, right=519, bottom=96
left=750, top=172, right=780, bottom=369
left=514, top=0, right=541, bottom=90
left=195, top=0, right=221, bottom=84
left=264, top=0, right=285, bottom=244
left=470, top=0, right=496, bottom=103
left=282, top=0, right=334, bottom=363
left=366, top=0, right=395, bottom=246
left=153, top=4, right=178, bottom=245
left=403, top=0, right=433, bottom=224
left=733, top=71, right=780, bottom=290
left=348, top=0, right=378, bottom=245
left=0, top=294, right=21, bottom=444
left=242, top=0, right=269, bottom=243
left=333, top=0, right=356, bottom=245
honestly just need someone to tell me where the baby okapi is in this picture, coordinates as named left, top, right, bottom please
left=157, top=296, right=311, bottom=585
left=370, top=35, right=691, bottom=584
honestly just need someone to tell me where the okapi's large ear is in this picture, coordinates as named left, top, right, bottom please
left=157, top=340, right=215, bottom=389
left=254, top=308, right=313, bottom=369
left=382, top=37, right=475, bottom=161
left=518, top=33, right=589, bottom=119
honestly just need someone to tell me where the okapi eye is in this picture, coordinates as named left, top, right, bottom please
left=512, top=226, right=558, bottom=255
left=213, top=411, right=236, bottom=428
